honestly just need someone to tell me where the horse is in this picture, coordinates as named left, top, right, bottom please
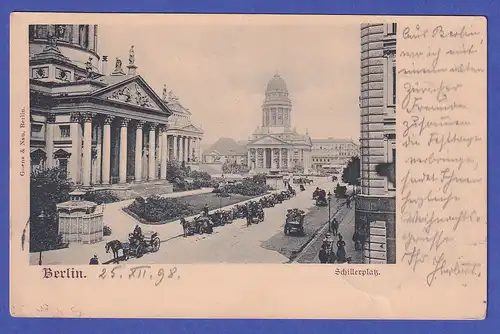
left=105, top=240, right=128, bottom=263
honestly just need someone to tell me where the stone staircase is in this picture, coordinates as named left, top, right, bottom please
left=94, top=181, right=174, bottom=200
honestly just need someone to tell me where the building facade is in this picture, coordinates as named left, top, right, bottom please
left=311, top=138, right=359, bottom=171
left=162, top=88, right=204, bottom=170
left=246, top=74, right=312, bottom=173
left=356, top=23, right=397, bottom=264
left=29, top=24, right=203, bottom=189
left=202, top=137, right=248, bottom=165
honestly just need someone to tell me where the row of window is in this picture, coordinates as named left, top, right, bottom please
left=313, top=158, right=349, bottom=163
left=314, top=145, right=357, bottom=150
left=31, top=124, right=71, bottom=139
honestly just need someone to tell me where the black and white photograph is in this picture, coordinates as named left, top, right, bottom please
left=27, top=22, right=397, bottom=266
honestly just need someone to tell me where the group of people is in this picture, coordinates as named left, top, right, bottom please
left=318, top=232, right=348, bottom=264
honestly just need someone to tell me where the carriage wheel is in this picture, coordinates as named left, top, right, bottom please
left=151, top=238, right=160, bottom=252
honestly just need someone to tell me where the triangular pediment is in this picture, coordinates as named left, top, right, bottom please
left=181, top=124, right=203, bottom=133
left=205, top=149, right=222, bottom=156
left=91, top=76, right=171, bottom=115
left=248, top=135, right=289, bottom=146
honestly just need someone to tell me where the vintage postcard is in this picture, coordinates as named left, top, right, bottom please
left=10, top=13, right=487, bottom=319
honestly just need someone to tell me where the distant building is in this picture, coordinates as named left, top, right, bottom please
left=246, top=74, right=312, bottom=173
left=202, top=137, right=248, bottom=165
left=356, top=23, right=397, bottom=264
left=311, top=138, right=359, bottom=172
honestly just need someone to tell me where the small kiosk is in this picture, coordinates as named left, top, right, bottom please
left=56, top=191, right=104, bottom=244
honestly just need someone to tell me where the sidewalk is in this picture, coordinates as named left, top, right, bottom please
left=294, top=203, right=361, bottom=264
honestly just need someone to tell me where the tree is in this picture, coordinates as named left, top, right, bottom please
left=30, top=167, right=73, bottom=252
left=166, top=160, right=189, bottom=184
left=342, top=156, right=360, bottom=191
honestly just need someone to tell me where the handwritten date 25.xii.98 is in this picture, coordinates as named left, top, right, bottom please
left=98, top=265, right=179, bottom=286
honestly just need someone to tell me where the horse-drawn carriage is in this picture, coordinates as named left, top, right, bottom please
left=232, top=204, right=247, bottom=219
left=187, top=215, right=213, bottom=235
left=126, top=230, right=161, bottom=258
left=247, top=206, right=265, bottom=225
left=259, top=196, right=275, bottom=208
left=313, top=188, right=328, bottom=206
left=105, top=229, right=161, bottom=262
left=210, top=210, right=233, bottom=227
left=284, top=209, right=305, bottom=235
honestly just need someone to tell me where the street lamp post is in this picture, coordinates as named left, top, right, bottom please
left=37, top=210, right=46, bottom=266
left=327, top=191, right=332, bottom=233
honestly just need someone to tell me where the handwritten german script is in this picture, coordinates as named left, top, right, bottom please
left=398, top=21, right=486, bottom=287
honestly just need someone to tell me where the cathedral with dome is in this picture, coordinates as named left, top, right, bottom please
left=28, top=24, right=203, bottom=195
left=246, top=74, right=312, bottom=173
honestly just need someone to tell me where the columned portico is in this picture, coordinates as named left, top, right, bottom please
left=29, top=25, right=177, bottom=196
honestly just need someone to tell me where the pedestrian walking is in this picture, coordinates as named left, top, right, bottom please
left=89, top=255, right=99, bottom=265
left=180, top=217, right=188, bottom=237
left=331, top=218, right=339, bottom=236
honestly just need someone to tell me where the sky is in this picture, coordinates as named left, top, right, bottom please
left=98, top=19, right=361, bottom=145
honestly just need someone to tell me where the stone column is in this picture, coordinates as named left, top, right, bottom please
left=186, top=137, right=191, bottom=162
left=69, top=112, right=81, bottom=184
left=134, top=121, right=144, bottom=182
left=270, top=148, right=275, bottom=169
left=179, top=136, right=184, bottom=163
left=279, top=149, right=282, bottom=170
left=82, top=112, right=95, bottom=187
left=148, top=123, right=157, bottom=181
left=263, top=148, right=267, bottom=169
left=160, top=126, right=168, bottom=180
left=95, top=124, right=102, bottom=183
left=46, top=113, right=56, bottom=169
left=101, top=116, right=114, bottom=184
left=119, top=118, right=130, bottom=184
left=247, top=149, right=251, bottom=168
left=173, top=136, right=178, bottom=161
left=157, top=130, right=162, bottom=178
left=287, top=148, right=291, bottom=169
left=197, top=138, right=202, bottom=162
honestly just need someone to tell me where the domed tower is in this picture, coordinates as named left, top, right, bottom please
left=29, top=24, right=101, bottom=75
left=261, top=74, right=292, bottom=130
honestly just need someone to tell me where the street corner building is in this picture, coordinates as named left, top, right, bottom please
left=28, top=25, right=204, bottom=198
left=357, top=23, right=397, bottom=264
left=246, top=74, right=313, bottom=174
